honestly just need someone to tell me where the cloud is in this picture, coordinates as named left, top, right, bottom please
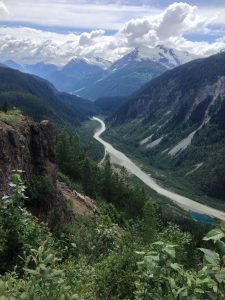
left=79, top=30, right=105, bottom=46
left=0, top=1, right=8, bottom=14
left=119, top=2, right=210, bottom=48
left=157, top=2, right=208, bottom=38
left=0, top=2, right=225, bottom=65
left=0, top=27, right=116, bottom=64
left=0, top=0, right=157, bottom=30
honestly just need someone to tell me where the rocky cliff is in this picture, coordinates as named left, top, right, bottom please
left=0, top=113, right=74, bottom=227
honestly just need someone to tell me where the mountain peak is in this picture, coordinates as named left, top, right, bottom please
left=110, top=45, right=197, bottom=71
left=67, top=56, right=111, bottom=70
left=3, top=60, right=26, bottom=72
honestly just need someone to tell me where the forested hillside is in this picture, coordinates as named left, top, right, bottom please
left=0, top=110, right=225, bottom=299
left=106, top=52, right=225, bottom=203
left=95, top=96, right=127, bottom=115
left=0, top=66, right=96, bottom=131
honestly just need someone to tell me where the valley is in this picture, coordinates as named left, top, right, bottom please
left=93, top=117, right=225, bottom=221
left=106, top=52, right=225, bottom=211
left=1, top=1, right=225, bottom=298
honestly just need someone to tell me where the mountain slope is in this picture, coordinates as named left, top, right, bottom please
left=0, top=66, right=96, bottom=130
left=107, top=52, right=225, bottom=202
left=26, top=62, right=59, bottom=79
left=48, top=57, right=107, bottom=93
left=2, top=47, right=195, bottom=102
left=78, top=49, right=167, bottom=100
left=95, top=96, right=128, bottom=115
left=3, top=60, right=26, bottom=72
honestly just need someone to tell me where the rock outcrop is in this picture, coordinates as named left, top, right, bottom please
left=0, top=118, right=55, bottom=191
left=0, top=115, right=74, bottom=227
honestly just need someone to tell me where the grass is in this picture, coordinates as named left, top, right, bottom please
left=0, top=109, right=27, bottom=126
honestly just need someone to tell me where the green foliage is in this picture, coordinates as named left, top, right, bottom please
left=66, top=197, right=74, bottom=209
left=94, top=243, right=138, bottom=300
left=0, top=100, right=8, bottom=113
left=0, top=243, right=78, bottom=300
left=0, top=171, right=54, bottom=274
left=95, top=96, right=126, bottom=115
left=56, top=132, right=149, bottom=218
left=56, top=130, right=81, bottom=180
left=0, top=66, right=97, bottom=132
left=0, top=172, right=225, bottom=299
left=142, top=200, right=158, bottom=243
left=135, top=224, right=225, bottom=299
left=158, top=223, right=194, bottom=266
left=27, top=175, right=54, bottom=211
left=78, top=119, right=105, bottom=162
left=0, top=109, right=24, bottom=125
left=106, top=52, right=225, bottom=204
left=57, top=172, right=84, bottom=194
left=57, top=213, right=119, bottom=261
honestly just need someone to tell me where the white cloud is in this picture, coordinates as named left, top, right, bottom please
left=0, top=1, right=8, bottom=14
left=0, top=27, right=117, bottom=64
left=79, top=30, right=105, bottom=46
left=0, top=0, right=158, bottom=30
left=119, top=2, right=210, bottom=48
left=0, top=2, right=225, bottom=65
left=156, top=2, right=208, bottom=39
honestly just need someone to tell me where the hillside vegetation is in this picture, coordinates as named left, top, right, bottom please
left=106, top=52, right=225, bottom=203
left=0, top=122, right=225, bottom=299
left=0, top=66, right=96, bottom=131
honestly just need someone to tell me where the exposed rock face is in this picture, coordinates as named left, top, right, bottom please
left=0, top=116, right=74, bottom=227
left=0, top=118, right=55, bottom=194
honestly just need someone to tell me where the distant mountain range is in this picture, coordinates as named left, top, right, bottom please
left=2, top=45, right=197, bottom=101
left=107, top=52, right=225, bottom=202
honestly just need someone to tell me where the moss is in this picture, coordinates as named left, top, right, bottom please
left=0, top=109, right=27, bottom=126
left=66, top=197, right=74, bottom=209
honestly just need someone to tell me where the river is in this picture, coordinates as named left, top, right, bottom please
left=92, top=117, right=225, bottom=222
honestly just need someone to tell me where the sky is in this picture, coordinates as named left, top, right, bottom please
left=0, top=0, right=225, bottom=65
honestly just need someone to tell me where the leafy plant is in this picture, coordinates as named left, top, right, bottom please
left=135, top=224, right=225, bottom=299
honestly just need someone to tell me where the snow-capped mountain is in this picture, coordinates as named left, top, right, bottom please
left=1, top=46, right=198, bottom=100
left=139, top=45, right=198, bottom=68
left=62, top=57, right=104, bottom=75
left=63, top=56, right=112, bottom=73
left=85, top=56, right=112, bottom=70
left=77, top=45, right=198, bottom=100
left=110, top=45, right=198, bottom=71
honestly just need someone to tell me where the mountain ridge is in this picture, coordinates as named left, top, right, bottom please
left=0, top=66, right=96, bottom=130
left=106, top=51, right=225, bottom=202
left=2, top=45, right=197, bottom=100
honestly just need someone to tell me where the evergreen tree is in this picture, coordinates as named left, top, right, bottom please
left=0, top=101, right=8, bottom=113
left=81, top=157, right=97, bottom=197
left=102, top=155, right=113, bottom=201
left=3, top=101, right=8, bottom=113
left=142, top=200, right=158, bottom=243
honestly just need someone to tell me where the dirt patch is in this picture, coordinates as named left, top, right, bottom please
left=58, top=181, right=97, bottom=216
